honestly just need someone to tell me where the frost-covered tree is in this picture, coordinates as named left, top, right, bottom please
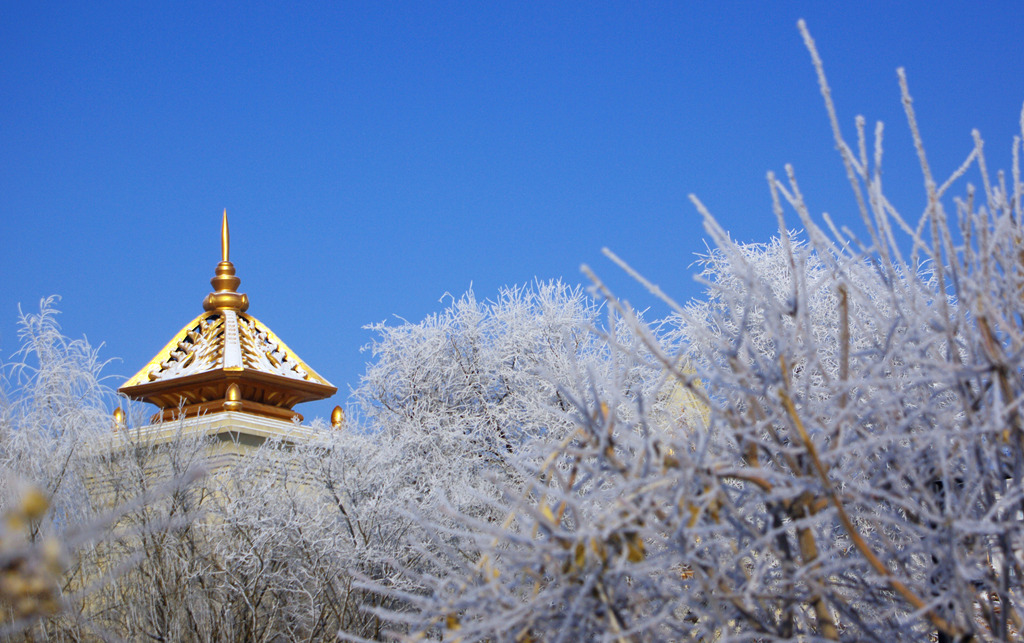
left=80, top=426, right=403, bottom=642
left=0, top=298, right=115, bottom=636
left=0, top=297, right=108, bottom=533
left=358, top=282, right=605, bottom=450
left=346, top=280, right=673, bottom=636
left=354, top=281, right=661, bottom=508
left=376, top=22, right=1024, bottom=642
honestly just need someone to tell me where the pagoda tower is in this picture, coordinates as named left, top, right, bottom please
left=119, top=212, right=337, bottom=426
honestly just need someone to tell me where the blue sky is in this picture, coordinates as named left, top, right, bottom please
left=2, top=2, right=1023, bottom=421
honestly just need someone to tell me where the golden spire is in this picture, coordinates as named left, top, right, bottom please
left=221, top=208, right=230, bottom=262
left=203, top=210, right=249, bottom=312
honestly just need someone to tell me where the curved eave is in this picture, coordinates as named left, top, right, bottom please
left=119, top=311, right=335, bottom=393
left=119, top=367, right=338, bottom=409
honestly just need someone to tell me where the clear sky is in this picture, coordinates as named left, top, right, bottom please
left=2, top=2, right=1023, bottom=421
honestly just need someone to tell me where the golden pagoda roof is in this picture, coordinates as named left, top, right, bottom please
left=119, top=211, right=336, bottom=422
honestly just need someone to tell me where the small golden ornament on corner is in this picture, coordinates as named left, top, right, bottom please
left=112, top=406, right=125, bottom=430
left=331, top=406, right=345, bottom=429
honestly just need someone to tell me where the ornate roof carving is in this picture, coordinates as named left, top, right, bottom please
left=122, top=309, right=330, bottom=388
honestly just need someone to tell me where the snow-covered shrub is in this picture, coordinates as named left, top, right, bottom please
left=354, top=280, right=663, bottom=508
left=0, top=297, right=109, bottom=533
left=380, top=22, right=1024, bottom=642
left=82, top=425, right=401, bottom=641
left=0, top=298, right=113, bottom=637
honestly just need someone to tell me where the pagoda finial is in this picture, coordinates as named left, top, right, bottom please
left=221, top=208, right=230, bottom=263
left=203, top=210, right=249, bottom=312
